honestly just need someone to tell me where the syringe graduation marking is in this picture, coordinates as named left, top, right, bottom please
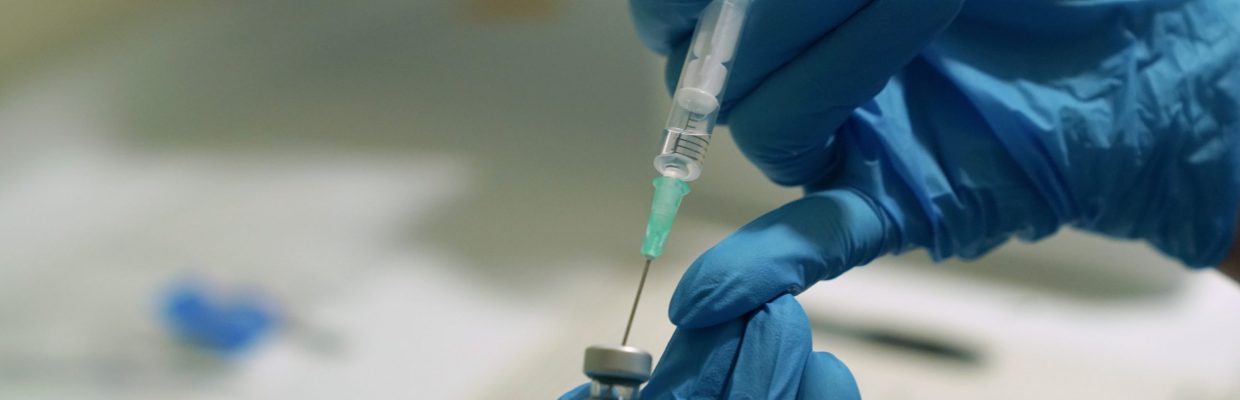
left=677, top=133, right=709, bottom=151
left=676, top=134, right=710, bottom=158
left=668, top=127, right=712, bottom=160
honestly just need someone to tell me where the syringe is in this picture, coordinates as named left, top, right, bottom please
left=617, top=0, right=751, bottom=350
left=641, top=0, right=750, bottom=261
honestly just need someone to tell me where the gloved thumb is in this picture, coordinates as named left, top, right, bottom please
left=670, top=188, right=895, bottom=328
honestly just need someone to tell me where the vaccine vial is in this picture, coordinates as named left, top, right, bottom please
left=582, top=345, right=652, bottom=400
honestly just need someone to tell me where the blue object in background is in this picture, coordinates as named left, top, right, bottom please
left=161, top=278, right=279, bottom=355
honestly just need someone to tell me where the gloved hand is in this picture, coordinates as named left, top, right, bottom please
left=598, top=0, right=1239, bottom=397
left=560, top=294, right=860, bottom=399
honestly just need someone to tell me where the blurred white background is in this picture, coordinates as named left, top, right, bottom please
left=1, top=1, right=1238, bottom=399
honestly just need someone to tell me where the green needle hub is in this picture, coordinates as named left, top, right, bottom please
left=641, top=176, right=691, bottom=260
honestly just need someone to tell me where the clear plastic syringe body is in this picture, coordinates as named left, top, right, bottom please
left=640, top=0, right=749, bottom=261
left=653, top=0, right=750, bottom=182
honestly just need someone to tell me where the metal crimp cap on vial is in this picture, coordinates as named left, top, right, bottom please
left=583, top=345, right=652, bottom=383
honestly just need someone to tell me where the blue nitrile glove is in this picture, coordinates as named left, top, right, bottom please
left=562, top=2, right=964, bottom=398
left=610, top=0, right=1239, bottom=397
left=560, top=295, right=859, bottom=399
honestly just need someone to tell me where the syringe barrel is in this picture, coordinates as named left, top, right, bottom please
left=654, top=0, right=750, bottom=181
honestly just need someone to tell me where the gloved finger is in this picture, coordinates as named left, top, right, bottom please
left=628, top=0, right=711, bottom=56
left=670, top=188, right=895, bottom=328
left=641, top=315, right=747, bottom=398
left=797, top=352, right=860, bottom=400
left=643, top=0, right=870, bottom=101
left=726, top=294, right=813, bottom=399
left=642, top=294, right=816, bottom=399
left=557, top=383, right=591, bottom=400
left=727, top=0, right=963, bottom=186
